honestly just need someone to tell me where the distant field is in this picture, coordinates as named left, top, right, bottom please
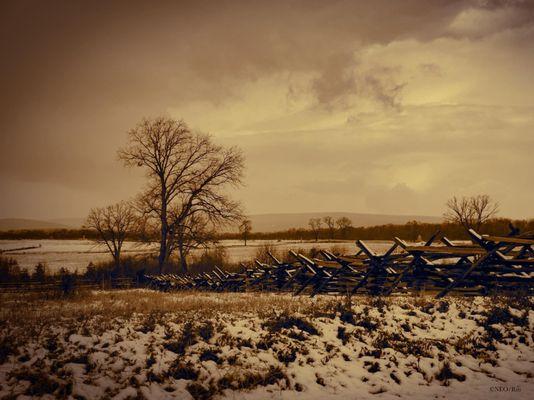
left=0, top=239, right=396, bottom=273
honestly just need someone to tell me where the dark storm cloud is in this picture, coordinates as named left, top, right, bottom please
left=0, top=1, right=464, bottom=178
left=0, top=0, right=533, bottom=219
left=0, top=0, right=468, bottom=122
left=310, top=54, right=405, bottom=110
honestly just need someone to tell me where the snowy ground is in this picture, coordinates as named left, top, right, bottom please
left=0, top=239, right=385, bottom=273
left=0, top=290, right=532, bottom=399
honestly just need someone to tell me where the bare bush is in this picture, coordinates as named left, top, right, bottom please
left=308, top=218, right=322, bottom=242
left=188, top=246, right=230, bottom=274
left=444, top=194, right=499, bottom=230
left=239, top=219, right=252, bottom=246
left=85, top=201, right=137, bottom=270
left=323, top=216, right=336, bottom=239
left=253, top=243, right=280, bottom=265
left=336, top=217, right=352, bottom=238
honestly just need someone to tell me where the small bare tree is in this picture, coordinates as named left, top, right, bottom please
left=239, top=219, right=252, bottom=246
left=444, top=194, right=499, bottom=231
left=171, top=213, right=218, bottom=269
left=308, top=218, right=322, bottom=242
left=336, top=217, right=353, bottom=239
left=85, top=201, right=137, bottom=270
left=323, top=216, right=336, bottom=239
left=119, top=117, right=244, bottom=273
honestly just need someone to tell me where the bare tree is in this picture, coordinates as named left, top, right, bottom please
left=323, top=216, right=336, bottom=239
left=444, top=194, right=499, bottom=231
left=119, top=117, right=244, bottom=273
left=85, top=201, right=137, bottom=270
left=239, top=219, right=252, bottom=246
left=336, top=217, right=353, bottom=239
left=308, top=218, right=322, bottom=242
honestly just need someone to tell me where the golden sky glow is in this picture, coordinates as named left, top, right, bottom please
left=1, top=0, right=533, bottom=219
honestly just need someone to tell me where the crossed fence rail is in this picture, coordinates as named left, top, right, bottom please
left=144, top=228, right=534, bottom=298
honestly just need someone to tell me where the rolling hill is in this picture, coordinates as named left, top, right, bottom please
left=0, top=218, right=70, bottom=231
left=247, top=212, right=442, bottom=232
left=0, top=212, right=442, bottom=233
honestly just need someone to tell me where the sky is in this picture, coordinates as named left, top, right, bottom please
left=0, top=0, right=533, bottom=220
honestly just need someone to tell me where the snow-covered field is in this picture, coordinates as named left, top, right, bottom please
left=0, top=239, right=392, bottom=273
left=0, top=290, right=532, bottom=399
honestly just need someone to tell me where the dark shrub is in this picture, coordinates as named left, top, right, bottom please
left=164, top=321, right=198, bottom=355
left=13, top=369, right=60, bottom=396
left=277, top=347, right=297, bottom=364
left=0, top=335, right=18, bottom=363
left=186, top=382, right=214, bottom=400
left=367, top=362, right=380, bottom=373
left=199, top=348, right=221, bottom=364
left=435, top=362, right=466, bottom=385
left=437, top=301, right=449, bottom=313
left=337, top=326, right=349, bottom=344
left=198, top=321, right=215, bottom=341
left=169, top=361, right=199, bottom=380
left=263, top=314, right=319, bottom=336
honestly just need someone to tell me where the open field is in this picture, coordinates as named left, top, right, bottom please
left=0, top=240, right=394, bottom=273
left=0, top=290, right=532, bottom=399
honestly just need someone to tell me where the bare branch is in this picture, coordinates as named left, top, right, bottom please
left=85, top=201, right=138, bottom=270
left=118, top=116, right=245, bottom=272
left=444, top=194, right=499, bottom=230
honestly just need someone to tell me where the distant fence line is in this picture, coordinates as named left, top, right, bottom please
left=0, top=278, right=135, bottom=293
left=0, top=245, right=41, bottom=254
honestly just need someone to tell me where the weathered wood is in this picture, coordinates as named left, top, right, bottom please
left=140, top=228, right=533, bottom=297
left=404, top=246, right=487, bottom=256
left=482, top=235, right=534, bottom=245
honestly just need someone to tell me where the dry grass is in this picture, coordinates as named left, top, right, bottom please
left=1, top=289, right=529, bottom=330
left=0, top=289, right=337, bottom=322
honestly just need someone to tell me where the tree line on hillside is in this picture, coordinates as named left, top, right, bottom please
left=0, top=229, right=101, bottom=240
left=3, top=215, right=532, bottom=244
left=2, top=192, right=528, bottom=247
left=223, top=218, right=534, bottom=242
left=227, top=194, right=526, bottom=242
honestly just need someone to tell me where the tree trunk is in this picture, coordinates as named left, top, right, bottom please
left=114, top=250, right=121, bottom=275
left=178, top=242, right=188, bottom=273
left=158, top=193, right=168, bottom=274
left=158, top=224, right=168, bottom=274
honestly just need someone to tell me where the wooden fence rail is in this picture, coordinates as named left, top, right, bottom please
left=144, top=227, right=534, bottom=298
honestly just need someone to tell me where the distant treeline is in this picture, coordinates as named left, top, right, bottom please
left=220, top=218, right=534, bottom=241
left=0, top=229, right=142, bottom=241
left=0, top=228, right=99, bottom=240
left=1, top=218, right=533, bottom=242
